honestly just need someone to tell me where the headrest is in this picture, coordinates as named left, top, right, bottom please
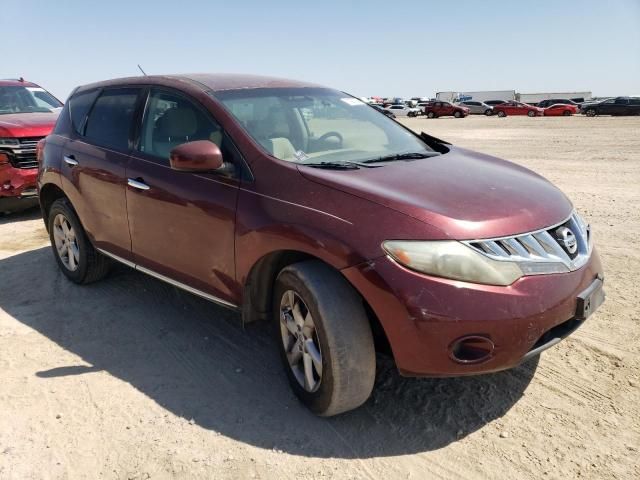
left=261, top=137, right=296, bottom=161
left=157, top=108, right=197, bottom=138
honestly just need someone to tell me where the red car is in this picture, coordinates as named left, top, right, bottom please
left=494, top=101, right=544, bottom=117
left=423, top=101, right=469, bottom=118
left=0, top=78, right=61, bottom=212
left=38, top=74, right=604, bottom=416
left=544, top=104, right=579, bottom=116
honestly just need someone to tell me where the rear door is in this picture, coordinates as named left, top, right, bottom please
left=60, top=87, right=141, bottom=260
left=613, top=97, right=629, bottom=115
left=468, top=101, right=481, bottom=114
left=125, top=87, right=241, bottom=303
left=442, top=102, right=455, bottom=115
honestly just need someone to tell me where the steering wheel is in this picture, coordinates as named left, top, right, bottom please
left=317, top=131, right=343, bottom=145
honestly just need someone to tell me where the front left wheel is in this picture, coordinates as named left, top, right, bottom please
left=273, top=261, right=376, bottom=416
left=47, top=198, right=111, bottom=284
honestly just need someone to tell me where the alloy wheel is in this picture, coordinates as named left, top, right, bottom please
left=53, top=213, right=80, bottom=271
left=279, top=290, right=323, bottom=392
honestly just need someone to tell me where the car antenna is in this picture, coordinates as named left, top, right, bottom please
left=137, top=64, right=147, bottom=76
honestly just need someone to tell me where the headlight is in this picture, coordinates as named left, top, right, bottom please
left=382, top=240, right=523, bottom=286
left=0, top=138, right=19, bottom=146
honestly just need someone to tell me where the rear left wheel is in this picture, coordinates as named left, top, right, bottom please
left=47, top=198, right=111, bottom=284
left=527, top=110, right=536, bottom=117
left=273, top=261, right=376, bottom=416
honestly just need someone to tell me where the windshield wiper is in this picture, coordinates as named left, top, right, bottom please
left=361, top=152, right=440, bottom=163
left=301, top=161, right=381, bottom=169
left=301, top=161, right=360, bottom=170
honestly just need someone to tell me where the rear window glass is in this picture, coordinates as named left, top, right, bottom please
left=69, top=89, right=100, bottom=134
left=84, top=88, right=140, bottom=151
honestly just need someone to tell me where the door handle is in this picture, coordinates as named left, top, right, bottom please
left=127, top=178, right=150, bottom=191
left=64, top=155, right=78, bottom=167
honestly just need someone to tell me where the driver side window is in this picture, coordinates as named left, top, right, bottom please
left=139, top=90, right=223, bottom=162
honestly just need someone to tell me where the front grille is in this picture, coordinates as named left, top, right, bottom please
left=0, top=137, right=43, bottom=169
left=465, top=213, right=592, bottom=274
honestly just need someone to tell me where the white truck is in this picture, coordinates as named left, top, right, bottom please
left=436, top=90, right=516, bottom=103
left=517, top=92, right=592, bottom=104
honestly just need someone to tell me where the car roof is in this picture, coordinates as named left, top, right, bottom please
left=74, top=73, right=323, bottom=94
left=0, top=79, right=39, bottom=87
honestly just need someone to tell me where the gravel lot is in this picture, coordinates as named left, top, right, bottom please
left=0, top=115, right=638, bottom=479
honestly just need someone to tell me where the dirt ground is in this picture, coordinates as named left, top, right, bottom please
left=0, top=115, right=638, bottom=480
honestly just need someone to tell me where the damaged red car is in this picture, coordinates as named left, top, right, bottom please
left=1, top=79, right=61, bottom=213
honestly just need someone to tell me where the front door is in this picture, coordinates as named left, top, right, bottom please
left=60, top=87, right=142, bottom=260
left=125, top=88, right=241, bottom=303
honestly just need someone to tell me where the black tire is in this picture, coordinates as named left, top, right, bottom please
left=586, top=109, right=596, bottom=117
left=527, top=110, right=536, bottom=117
left=407, top=111, right=415, bottom=118
left=454, top=111, right=462, bottom=118
left=427, top=111, right=436, bottom=119
left=484, top=109, right=493, bottom=116
left=47, top=198, right=111, bottom=284
left=273, top=260, right=375, bottom=416
left=562, top=110, right=571, bottom=116
left=497, top=110, right=506, bottom=117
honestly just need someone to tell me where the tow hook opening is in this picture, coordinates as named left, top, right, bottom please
left=450, top=335, right=495, bottom=364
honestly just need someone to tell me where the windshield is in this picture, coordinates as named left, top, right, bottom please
left=213, top=87, right=434, bottom=164
left=0, top=86, right=63, bottom=114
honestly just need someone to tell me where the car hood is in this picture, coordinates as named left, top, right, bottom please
left=298, top=146, right=573, bottom=240
left=0, top=112, right=59, bottom=137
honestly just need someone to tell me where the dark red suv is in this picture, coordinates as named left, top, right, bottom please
left=423, top=101, right=469, bottom=118
left=38, top=74, right=605, bottom=416
left=1, top=79, right=61, bottom=212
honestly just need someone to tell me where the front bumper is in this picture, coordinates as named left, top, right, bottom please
left=0, top=163, right=38, bottom=212
left=0, top=163, right=38, bottom=198
left=342, top=248, right=604, bottom=377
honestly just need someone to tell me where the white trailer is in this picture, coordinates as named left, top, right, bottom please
left=517, top=92, right=592, bottom=104
left=436, top=90, right=516, bottom=103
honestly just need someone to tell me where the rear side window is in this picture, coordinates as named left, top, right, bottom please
left=85, top=88, right=140, bottom=151
left=69, top=89, right=100, bottom=134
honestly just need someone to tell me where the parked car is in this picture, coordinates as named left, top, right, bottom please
left=38, top=74, right=605, bottom=416
left=484, top=100, right=508, bottom=106
left=384, top=104, right=420, bottom=117
left=371, top=104, right=395, bottom=118
left=537, top=99, right=582, bottom=109
left=493, top=101, right=544, bottom=117
left=458, top=101, right=493, bottom=115
left=0, top=78, right=61, bottom=213
left=423, top=101, right=470, bottom=118
left=580, top=97, right=640, bottom=116
left=543, top=104, right=579, bottom=116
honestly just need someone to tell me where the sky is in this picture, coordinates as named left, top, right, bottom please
left=3, top=0, right=639, bottom=100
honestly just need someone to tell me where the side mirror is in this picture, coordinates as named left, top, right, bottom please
left=169, top=140, right=223, bottom=172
